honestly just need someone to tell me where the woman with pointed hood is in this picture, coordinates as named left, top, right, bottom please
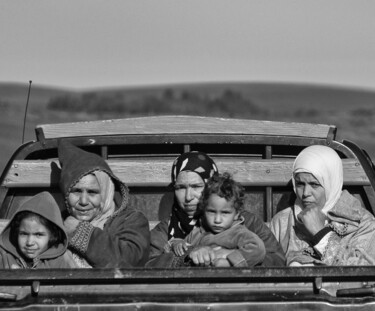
left=271, top=145, right=375, bottom=266
left=148, top=151, right=285, bottom=267
left=0, top=191, right=76, bottom=269
left=58, top=140, right=150, bottom=268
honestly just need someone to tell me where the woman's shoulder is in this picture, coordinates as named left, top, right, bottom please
left=331, top=190, right=373, bottom=221
left=242, top=209, right=292, bottom=227
left=241, top=210, right=263, bottom=223
left=150, top=218, right=169, bottom=234
left=339, top=190, right=362, bottom=207
left=109, top=206, right=150, bottom=229
left=333, top=190, right=367, bottom=215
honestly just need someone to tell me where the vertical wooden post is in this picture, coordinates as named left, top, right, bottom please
left=183, top=144, right=190, bottom=153
left=265, top=145, right=273, bottom=222
left=101, top=146, right=108, bottom=159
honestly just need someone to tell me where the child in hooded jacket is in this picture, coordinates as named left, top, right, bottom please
left=171, top=173, right=266, bottom=267
left=0, top=191, right=76, bottom=269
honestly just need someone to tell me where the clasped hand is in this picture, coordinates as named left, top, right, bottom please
left=171, top=241, right=233, bottom=267
left=63, top=216, right=80, bottom=238
left=297, top=206, right=327, bottom=237
left=189, top=246, right=232, bottom=267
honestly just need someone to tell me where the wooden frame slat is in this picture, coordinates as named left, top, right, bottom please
left=2, top=158, right=369, bottom=188
left=36, top=116, right=335, bottom=141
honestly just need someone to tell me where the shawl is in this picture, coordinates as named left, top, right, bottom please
left=90, top=171, right=115, bottom=230
left=168, top=204, right=197, bottom=240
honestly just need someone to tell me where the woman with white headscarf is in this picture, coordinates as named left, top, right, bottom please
left=270, top=145, right=375, bottom=266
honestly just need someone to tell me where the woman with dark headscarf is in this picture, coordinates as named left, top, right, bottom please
left=147, top=151, right=285, bottom=267
left=58, top=140, right=150, bottom=268
left=168, top=151, right=218, bottom=244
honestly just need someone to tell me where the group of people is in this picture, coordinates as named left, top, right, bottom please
left=2, top=141, right=375, bottom=269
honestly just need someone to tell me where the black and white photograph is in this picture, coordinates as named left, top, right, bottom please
left=1, top=1, right=375, bottom=309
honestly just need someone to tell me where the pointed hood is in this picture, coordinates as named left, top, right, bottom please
left=0, top=191, right=67, bottom=260
left=58, top=140, right=129, bottom=211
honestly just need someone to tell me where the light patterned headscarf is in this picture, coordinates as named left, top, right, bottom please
left=292, top=145, right=343, bottom=214
left=90, top=170, right=116, bottom=229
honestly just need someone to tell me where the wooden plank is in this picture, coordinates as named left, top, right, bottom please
left=1, top=266, right=375, bottom=282
left=36, top=116, right=335, bottom=140
left=2, top=158, right=369, bottom=188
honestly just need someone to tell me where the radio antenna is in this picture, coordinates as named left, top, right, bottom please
left=22, top=80, right=32, bottom=144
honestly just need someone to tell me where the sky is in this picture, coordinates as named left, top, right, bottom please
left=1, top=0, right=375, bottom=90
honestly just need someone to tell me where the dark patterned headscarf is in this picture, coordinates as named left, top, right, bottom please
left=168, top=151, right=218, bottom=240
left=171, top=151, right=218, bottom=184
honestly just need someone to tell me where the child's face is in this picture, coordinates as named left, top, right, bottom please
left=204, top=194, right=239, bottom=234
left=18, top=217, right=51, bottom=260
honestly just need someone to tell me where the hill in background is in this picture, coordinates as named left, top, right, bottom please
left=1, top=81, right=375, bottom=173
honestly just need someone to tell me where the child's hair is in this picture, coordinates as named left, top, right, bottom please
left=10, top=211, right=64, bottom=248
left=199, top=172, right=245, bottom=213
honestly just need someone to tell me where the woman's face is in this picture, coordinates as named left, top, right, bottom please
left=294, top=172, right=326, bottom=210
left=67, top=174, right=102, bottom=222
left=174, top=171, right=205, bottom=216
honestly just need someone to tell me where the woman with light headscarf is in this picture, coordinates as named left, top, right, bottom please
left=270, top=145, right=375, bottom=266
left=58, top=140, right=150, bottom=268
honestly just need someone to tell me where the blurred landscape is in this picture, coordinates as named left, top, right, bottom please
left=1, top=81, right=375, bottom=173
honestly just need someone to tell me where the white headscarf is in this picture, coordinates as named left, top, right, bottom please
left=292, top=145, right=343, bottom=214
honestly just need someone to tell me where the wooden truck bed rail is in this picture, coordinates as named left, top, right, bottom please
left=2, top=158, right=370, bottom=188
left=35, top=116, right=337, bottom=141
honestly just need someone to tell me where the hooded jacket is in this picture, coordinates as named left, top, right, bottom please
left=58, top=140, right=150, bottom=268
left=0, top=191, right=75, bottom=269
